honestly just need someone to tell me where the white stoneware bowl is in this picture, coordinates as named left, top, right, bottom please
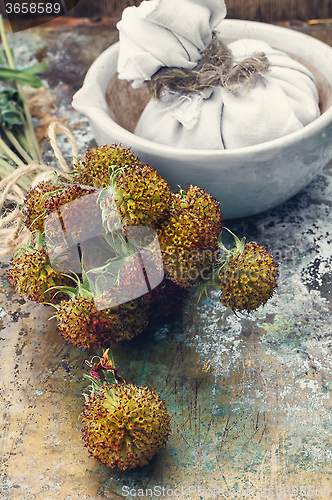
left=72, top=20, right=332, bottom=219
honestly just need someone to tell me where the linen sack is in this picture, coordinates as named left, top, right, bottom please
left=116, top=0, right=320, bottom=149
left=134, top=38, right=320, bottom=150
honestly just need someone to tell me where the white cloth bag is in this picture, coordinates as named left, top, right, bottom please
left=135, top=39, right=320, bottom=149
left=117, top=0, right=320, bottom=149
left=117, top=0, right=227, bottom=88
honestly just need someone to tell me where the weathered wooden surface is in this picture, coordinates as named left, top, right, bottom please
left=1, top=19, right=332, bottom=500
left=70, top=0, right=332, bottom=23
left=2, top=0, right=332, bottom=25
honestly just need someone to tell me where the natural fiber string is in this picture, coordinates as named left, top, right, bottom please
left=0, top=121, right=78, bottom=257
left=148, top=35, right=270, bottom=99
left=47, top=121, right=78, bottom=172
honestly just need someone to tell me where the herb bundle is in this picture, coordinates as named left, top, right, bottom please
left=0, top=14, right=47, bottom=192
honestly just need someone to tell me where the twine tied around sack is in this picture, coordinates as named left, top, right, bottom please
left=0, top=122, right=78, bottom=257
left=147, top=34, right=270, bottom=99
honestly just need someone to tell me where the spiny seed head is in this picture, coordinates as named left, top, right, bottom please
left=106, top=163, right=172, bottom=229
left=7, top=246, right=73, bottom=304
left=219, top=242, right=278, bottom=313
left=81, top=383, right=170, bottom=470
left=44, top=188, right=101, bottom=249
left=44, top=184, right=96, bottom=215
left=157, top=211, right=219, bottom=288
left=118, top=245, right=164, bottom=298
left=23, top=180, right=57, bottom=233
left=75, top=145, right=172, bottom=228
left=23, top=181, right=96, bottom=234
left=73, top=145, right=140, bottom=189
left=56, top=295, right=150, bottom=350
left=172, top=185, right=222, bottom=236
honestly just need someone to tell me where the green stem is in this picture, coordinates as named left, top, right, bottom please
left=0, top=15, right=42, bottom=162
left=0, top=16, right=15, bottom=69
left=18, top=87, right=41, bottom=161
left=0, top=134, right=25, bottom=167
left=3, top=127, right=34, bottom=164
left=15, top=129, right=29, bottom=152
left=0, top=156, right=15, bottom=176
left=0, top=157, right=31, bottom=191
left=20, top=117, right=37, bottom=159
left=218, top=227, right=246, bottom=255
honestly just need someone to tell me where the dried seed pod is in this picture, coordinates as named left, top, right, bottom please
left=81, top=383, right=170, bottom=470
left=7, top=244, right=72, bottom=304
left=99, top=163, right=172, bottom=230
left=23, top=180, right=96, bottom=234
left=172, top=185, right=222, bottom=236
left=23, top=180, right=57, bottom=233
left=56, top=295, right=150, bottom=350
left=157, top=210, right=219, bottom=288
left=219, top=240, right=278, bottom=313
left=73, top=144, right=140, bottom=189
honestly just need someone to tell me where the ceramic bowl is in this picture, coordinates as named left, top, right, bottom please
left=72, top=20, right=332, bottom=219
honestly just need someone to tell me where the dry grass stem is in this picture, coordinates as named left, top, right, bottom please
left=0, top=122, right=77, bottom=257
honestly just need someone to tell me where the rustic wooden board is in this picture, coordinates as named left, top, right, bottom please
left=1, top=19, right=332, bottom=500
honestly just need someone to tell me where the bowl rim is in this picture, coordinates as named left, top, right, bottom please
left=73, top=19, right=332, bottom=158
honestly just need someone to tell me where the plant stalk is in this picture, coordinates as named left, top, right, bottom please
left=14, top=129, right=29, bottom=152
left=0, top=15, right=42, bottom=162
left=0, top=135, right=25, bottom=168
left=18, top=87, right=42, bottom=161
left=0, top=156, right=31, bottom=191
left=3, top=127, right=34, bottom=164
